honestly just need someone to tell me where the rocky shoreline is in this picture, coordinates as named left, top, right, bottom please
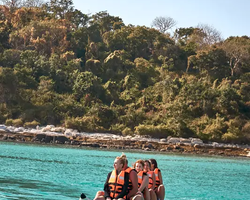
left=1, top=124, right=250, bottom=158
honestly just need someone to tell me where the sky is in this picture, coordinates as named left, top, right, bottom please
left=72, top=0, right=250, bottom=39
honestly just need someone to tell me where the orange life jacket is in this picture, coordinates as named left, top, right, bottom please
left=154, top=168, right=161, bottom=188
left=137, top=171, right=144, bottom=187
left=123, top=167, right=136, bottom=199
left=137, top=171, right=148, bottom=194
left=147, top=171, right=154, bottom=189
left=125, top=167, right=133, bottom=192
left=108, top=169, right=126, bottom=198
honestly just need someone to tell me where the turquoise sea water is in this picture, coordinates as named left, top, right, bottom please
left=0, top=142, right=250, bottom=200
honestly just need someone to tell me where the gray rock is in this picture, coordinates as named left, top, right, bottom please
left=14, top=127, right=25, bottom=133
left=160, top=138, right=167, bottom=142
left=0, top=125, right=7, bottom=132
left=144, top=147, right=151, bottom=151
left=194, top=144, right=204, bottom=148
left=41, top=125, right=55, bottom=132
left=51, top=127, right=65, bottom=133
left=180, top=138, right=191, bottom=144
left=168, top=137, right=180, bottom=144
left=191, top=138, right=203, bottom=144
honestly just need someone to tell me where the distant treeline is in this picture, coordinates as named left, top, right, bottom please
left=1, top=0, right=250, bottom=143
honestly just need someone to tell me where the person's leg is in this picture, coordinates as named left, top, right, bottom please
left=149, top=189, right=157, bottom=200
left=131, top=194, right=144, bottom=200
left=93, top=191, right=105, bottom=200
left=143, top=188, right=150, bottom=200
left=156, top=185, right=165, bottom=200
left=93, top=196, right=105, bottom=200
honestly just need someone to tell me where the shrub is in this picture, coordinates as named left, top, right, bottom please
left=203, top=122, right=226, bottom=141
left=166, top=117, right=195, bottom=138
left=65, top=116, right=105, bottom=132
left=242, top=122, right=250, bottom=143
left=134, top=124, right=173, bottom=138
left=0, top=103, right=9, bottom=123
left=122, top=127, right=133, bottom=136
left=242, top=121, right=250, bottom=135
left=221, top=133, right=239, bottom=143
left=5, top=118, right=23, bottom=127
left=5, top=119, right=13, bottom=126
left=24, top=120, right=40, bottom=128
left=110, top=124, right=126, bottom=134
left=12, top=119, right=23, bottom=127
left=119, top=109, right=146, bottom=129
left=192, top=114, right=227, bottom=142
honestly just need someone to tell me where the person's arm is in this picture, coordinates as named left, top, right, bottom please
left=116, top=172, right=129, bottom=199
left=138, top=174, right=149, bottom=192
left=152, top=172, right=156, bottom=189
left=127, top=170, right=138, bottom=198
left=104, top=172, right=112, bottom=199
left=158, top=170, right=163, bottom=185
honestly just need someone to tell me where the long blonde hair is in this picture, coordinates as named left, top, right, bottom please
left=116, top=153, right=127, bottom=167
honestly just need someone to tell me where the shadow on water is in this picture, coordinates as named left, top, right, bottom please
left=0, top=177, right=79, bottom=199
left=0, top=155, right=71, bottom=164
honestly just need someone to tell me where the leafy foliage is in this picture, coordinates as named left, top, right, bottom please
left=1, top=2, right=250, bottom=143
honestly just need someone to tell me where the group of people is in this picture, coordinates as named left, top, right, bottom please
left=93, top=153, right=165, bottom=200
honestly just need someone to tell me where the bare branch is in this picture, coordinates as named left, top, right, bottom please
left=197, top=24, right=223, bottom=45
left=23, top=0, right=46, bottom=7
left=151, top=16, right=177, bottom=34
left=0, top=0, right=22, bottom=9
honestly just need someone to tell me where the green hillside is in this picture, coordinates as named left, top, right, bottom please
left=1, top=0, right=250, bottom=143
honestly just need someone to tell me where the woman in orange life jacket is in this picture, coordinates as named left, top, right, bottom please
left=144, top=160, right=157, bottom=200
left=94, top=153, right=129, bottom=200
left=133, top=160, right=150, bottom=200
left=148, top=159, right=165, bottom=200
left=123, top=159, right=142, bottom=200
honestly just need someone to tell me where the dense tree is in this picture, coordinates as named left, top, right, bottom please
left=222, top=36, right=250, bottom=76
left=103, top=50, right=133, bottom=81
left=187, top=47, right=230, bottom=79
left=45, top=0, right=74, bottom=19
left=66, top=9, right=89, bottom=28
left=0, top=67, right=19, bottom=104
left=73, top=71, right=103, bottom=101
left=1, top=4, right=250, bottom=143
left=0, top=14, right=11, bottom=51
left=9, top=19, right=72, bottom=54
left=90, top=11, right=124, bottom=35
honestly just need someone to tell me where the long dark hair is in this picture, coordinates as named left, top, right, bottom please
left=149, top=159, right=158, bottom=168
left=144, top=160, right=151, bottom=168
